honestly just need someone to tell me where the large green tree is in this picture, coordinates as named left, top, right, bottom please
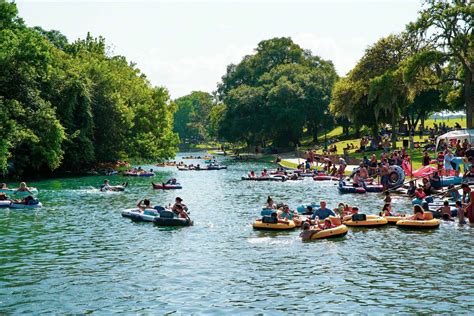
left=217, top=37, right=337, bottom=148
left=406, top=0, right=473, bottom=127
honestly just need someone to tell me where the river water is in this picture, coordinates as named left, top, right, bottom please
left=1, top=152, right=474, bottom=314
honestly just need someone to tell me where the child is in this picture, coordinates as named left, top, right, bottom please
left=455, top=200, right=466, bottom=224
left=437, top=200, right=453, bottom=221
left=317, top=219, right=335, bottom=230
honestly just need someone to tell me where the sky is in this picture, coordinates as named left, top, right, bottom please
left=16, top=0, right=424, bottom=99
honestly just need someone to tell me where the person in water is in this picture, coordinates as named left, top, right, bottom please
left=100, top=179, right=127, bottom=191
left=265, top=196, right=276, bottom=209
left=437, top=201, right=453, bottom=221
left=461, top=183, right=471, bottom=204
left=304, top=205, right=313, bottom=215
left=310, top=201, right=336, bottom=220
left=380, top=203, right=393, bottom=217
left=456, top=200, right=466, bottom=224
left=411, top=205, right=424, bottom=220
left=15, top=182, right=33, bottom=194
left=137, top=199, right=152, bottom=212
left=299, top=222, right=314, bottom=241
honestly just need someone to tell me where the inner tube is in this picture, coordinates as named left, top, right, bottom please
left=154, top=217, right=193, bottom=227
left=310, top=225, right=348, bottom=240
left=101, top=185, right=125, bottom=192
left=383, top=215, right=408, bottom=224
left=296, top=204, right=318, bottom=214
left=344, top=215, right=388, bottom=227
left=387, top=165, right=405, bottom=188
left=252, top=219, right=296, bottom=230
left=396, top=218, right=441, bottom=229
left=152, top=183, right=182, bottom=190
left=313, top=175, right=339, bottom=181
left=0, top=200, right=11, bottom=208
left=364, top=184, right=384, bottom=193
left=121, top=208, right=159, bottom=219
left=9, top=202, right=43, bottom=209
left=338, top=181, right=366, bottom=194
left=241, top=176, right=286, bottom=182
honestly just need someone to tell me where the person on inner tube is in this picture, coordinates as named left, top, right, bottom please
left=137, top=199, right=153, bottom=212
left=174, top=204, right=190, bottom=220
left=278, top=205, right=296, bottom=222
left=379, top=203, right=393, bottom=217
left=172, top=197, right=188, bottom=214
left=15, top=182, right=34, bottom=195
left=410, top=205, right=424, bottom=220
left=310, top=201, right=335, bottom=220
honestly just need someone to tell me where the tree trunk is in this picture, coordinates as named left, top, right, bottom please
left=466, top=68, right=474, bottom=128
left=311, top=125, right=319, bottom=145
left=391, top=114, right=397, bottom=149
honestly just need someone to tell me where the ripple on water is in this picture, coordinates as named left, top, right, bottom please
left=1, top=155, right=474, bottom=313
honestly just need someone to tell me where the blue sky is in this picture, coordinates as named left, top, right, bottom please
left=16, top=0, right=423, bottom=98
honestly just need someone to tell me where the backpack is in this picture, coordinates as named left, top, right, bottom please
left=262, top=215, right=278, bottom=224
left=351, top=214, right=367, bottom=221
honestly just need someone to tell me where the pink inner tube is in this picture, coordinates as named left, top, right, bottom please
left=313, top=175, right=339, bottom=181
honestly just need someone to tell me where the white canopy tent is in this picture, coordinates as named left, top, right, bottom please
left=436, top=129, right=474, bottom=150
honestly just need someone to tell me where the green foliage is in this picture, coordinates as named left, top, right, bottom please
left=217, top=37, right=338, bottom=147
left=173, top=91, right=216, bottom=143
left=0, top=2, right=178, bottom=176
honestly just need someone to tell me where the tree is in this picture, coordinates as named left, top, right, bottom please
left=406, top=0, right=473, bottom=127
left=217, top=37, right=337, bottom=148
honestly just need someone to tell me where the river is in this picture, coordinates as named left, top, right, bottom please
left=1, top=152, right=474, bottom=313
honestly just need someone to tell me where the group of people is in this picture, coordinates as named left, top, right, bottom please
left=0, top=182, right=37, bottom=205
left=136, top=197, right=190, bottom=220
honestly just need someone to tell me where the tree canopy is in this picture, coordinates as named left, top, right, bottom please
left=216, top=37, right=338, bottom=148
left=0, top=2, right=178, bottom=176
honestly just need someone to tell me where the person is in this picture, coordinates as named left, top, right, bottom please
left=317, top=218, right=335, bottom=230
left=304, top=205, right=313, bottom=215
left=422, top=151, right=431, bottom=166
left=383, top=191, right=392, bottom=204
left=0, top=183, right=8, bottom=190
left=334, top=203, right=345, bottom=218
left=415, top=187, right=427, bottom=200
left=380, top=164, right=389, bottom=191
left=461, top=183, right=471, bottom=204
left=310, top=201, right=336, bottom=220
left=437, top=200, right=453, bottom=221
left=174, top=204, right=190, bottom=220
left=359, top=164, right=369, bottom=179
left=165, top=178, right=177, bottom=185
left=369, top=154, right=378, bottom=176
left=338, top=158, right=347, bottom=176
left=248, top=171, right=256, bottom=178
left=444, top=150, right=454, bottom=176
left=265, top=196, right=276, bottom=209
left=278, top=205, right=295, bottom=221
left=380, top=203, right=393, bottom=217
left=422, top=178, right=433, bottom=196
left=456, top=200, right=466, bottom=224
left=407, top=181, right=416, bottom=196
left=0, top=192, right=10, bottom=201
left=352, top=170, right=364, bottom=187
left=429, top=172, right=442, bottom=190
left=15, top=182, right=33, bottom=194
left=100, top=179, right=111, bottom=191
left=172, top=197, right=188, bottom=214
left=329, top=165, right=337, bottom=176
left=299, top=222, right=314, bottom=241
left=261, top=169, right=268, bottom=177
left=351, top=207, right=359, bottom=214
left=444, top=184, right=461, bottom=201
left=136, top=199, right=152, bottom=212
left=411, top=205, right=425, bottom=220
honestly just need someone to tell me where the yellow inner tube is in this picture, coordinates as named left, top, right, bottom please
left=384, top=216, right=408, bottom=224
left=252, top=220, right=296, bottom=230
left=344, top=216, right=388, bottom=227
left=396, top=218, right=441, bottom=228
left=310, top=225, right=348, bottom=240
